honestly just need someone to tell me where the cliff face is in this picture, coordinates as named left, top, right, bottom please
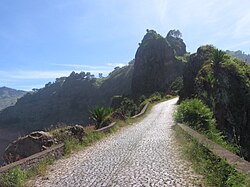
left=180, top=46, right=250, bottom=160
left=179, top=45, right=214, bottom=102
left=131, top=30, right=185, bottom=97
left=195, top=58, right=250, bottom=160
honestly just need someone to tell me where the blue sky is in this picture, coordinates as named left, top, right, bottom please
left=1, top=0, right=250, bottom=91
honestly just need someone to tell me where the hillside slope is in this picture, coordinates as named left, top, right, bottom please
left=0, top=87, right=27, bottom=111
left=0, top=64, right=134, bottom=132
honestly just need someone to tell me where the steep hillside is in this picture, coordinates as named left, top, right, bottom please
left=180, top=46, right=250, bottom=161
left=0, top=87, right=27, bottom=111
left=0, top=64, right=134, bottom=132
left=131, top=30, right=185, bottom=97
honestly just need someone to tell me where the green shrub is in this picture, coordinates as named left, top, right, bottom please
left=90, top=106, right=113, bottom=129
left=175, top=98, right=215, bottom=132
left=0, top=167, right=27, bottom=187
left=175, top=98, right=239, bottom=153
left=170, top=77, right=183, bottom=95
left=117, top=97, right=138, bottom=118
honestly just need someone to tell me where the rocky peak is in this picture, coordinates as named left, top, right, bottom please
left=131, top=30, right=185, bottom=97
left=166, top=29, right=186, bottom=56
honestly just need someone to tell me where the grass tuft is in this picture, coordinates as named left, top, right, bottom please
left=174, top=125, right=250, bottom=186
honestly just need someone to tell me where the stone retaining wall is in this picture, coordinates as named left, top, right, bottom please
left=131, top=103, right=149, bottom=119
left=95, top=122, right=116, bottom=133
left=0, top=144, right=64, bottom=174
left=178, top=124, right=250, bottom=177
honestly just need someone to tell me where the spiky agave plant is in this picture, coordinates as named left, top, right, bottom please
left=90, top=107, right=113, bottom=129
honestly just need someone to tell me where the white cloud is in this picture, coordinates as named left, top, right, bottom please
left=105, top=63, right=126, bottom=67
left=52, top=63, right=108, bottom=70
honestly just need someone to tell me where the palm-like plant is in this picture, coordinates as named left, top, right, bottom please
left=212, top=49, right=226, bottom=65
left=90, top=107, right=113, bottom=129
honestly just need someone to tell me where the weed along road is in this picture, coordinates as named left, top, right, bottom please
left=33, top=98, right=201, bottom=186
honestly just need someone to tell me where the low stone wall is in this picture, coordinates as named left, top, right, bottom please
left=178, top=124, right=250, bottom=177
left=131, top=103, right=149, bottom=119
left=0, top=103, right=150, bottom=175
left=95, top=103, right=149, bottom=132
left=95, top=122, right=116, bottom=133
left=0, top=144, right=64, bottom=174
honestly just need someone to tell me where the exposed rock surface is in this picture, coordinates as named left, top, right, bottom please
left=3, top=131, right=54, bottom=164
left=32, top=98, right=202, bottom=186
left=131, top=30, right=185, bottom=97
left=179, top=45, right=214, bottom=102
left=53, top=125, right=86, bottom=143
left=3, top=125, right=86, bottom=164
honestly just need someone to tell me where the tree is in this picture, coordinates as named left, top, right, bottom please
left=86, top=72, right=91, bottom=79
left=212, top=49, right=226, bottom=65
left=98, top=73, right=103, bottom=78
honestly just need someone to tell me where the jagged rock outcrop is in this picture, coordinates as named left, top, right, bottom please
left=179, top=45, right=214, bottom=102
left=166, top=29, right=186, bottom=56
left=131, top=30, right=185, bottom=97
left=3, top=131, right=54, bottom=164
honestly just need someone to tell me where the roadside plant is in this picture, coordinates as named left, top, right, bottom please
left=90, top=106, right=113, bottom=129
left=174, top=98, right=215, bottom=132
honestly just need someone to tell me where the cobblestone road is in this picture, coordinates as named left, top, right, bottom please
left=33, top=98, right=201, bottom=186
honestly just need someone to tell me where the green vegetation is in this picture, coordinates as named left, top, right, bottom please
left=175, top=98, right=214, bottom=131
left=0, top=168, right=27, bottom=187
left=0, top=157, right=54, bottom=187
left=64, top=138, right=82, bottom=155
left=175, top=98, right=239, bottom=153
left=180, top=45, right=250, bottom=160
left=90, top=107, right=113, bottom=129
left=174, top=125, right=250, bottom=186
left=170, top=77, right=183, bottom=95
left=117, top=97, right=139, bottom=118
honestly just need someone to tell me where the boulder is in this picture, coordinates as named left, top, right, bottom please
left=53, top=125, right=86, bottom=143
left=3, top=131, right=54, bottom=164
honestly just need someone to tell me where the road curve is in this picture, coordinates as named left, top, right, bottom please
left=33, top=98, right=201, bottom=186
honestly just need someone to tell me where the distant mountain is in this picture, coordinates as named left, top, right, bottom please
left=226, top=50, right=250, bottom=64
left=0, top=87, right=27, bottom=111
